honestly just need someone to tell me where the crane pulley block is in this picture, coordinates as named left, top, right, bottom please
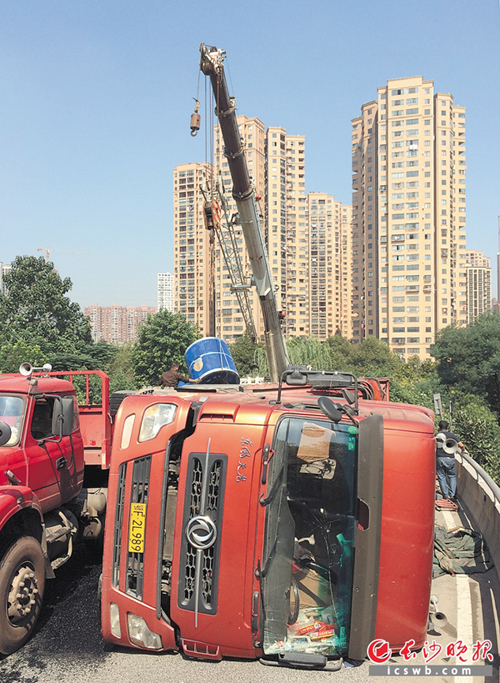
left=203, top=201, right=215, bottom=230
left=190, top=99, right=201, bottom=137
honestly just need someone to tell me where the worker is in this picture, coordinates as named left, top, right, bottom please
left=435, top=420, right=463, bottom=503
left=159, top=362, right=201, bottom=388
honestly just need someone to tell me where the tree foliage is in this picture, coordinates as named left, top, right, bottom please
left=349, top=337, right=403, bottom=376
left=107, top=343, right=138, bottom=393
left=0, top=340, right=48, bottom=373
left=0, top=256, right=92, bottom=359
left=453, top=397, right=500, bottom=483
left=431, top=313, right=500, bottom=415
left=229, top=332, right=264, bottom=377
left=131, top=310, right=198, bottom=386
left=0, top=257, right=135, bottom=396
left=253, top=335, right=404, bottom=381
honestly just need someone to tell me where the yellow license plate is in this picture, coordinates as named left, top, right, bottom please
left=128, top=502, right=146, bottom=553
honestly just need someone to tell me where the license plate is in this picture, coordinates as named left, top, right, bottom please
left=128, top=502, right=146, bottom=553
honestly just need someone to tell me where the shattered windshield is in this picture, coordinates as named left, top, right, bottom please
left=261, top=416, right=357, bottom=658
left=0, top=395, right=25, bottom=447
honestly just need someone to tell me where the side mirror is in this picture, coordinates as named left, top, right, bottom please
left=0, top=422, right=12, bottom=447
left=318, top=396, right=342, bottom=423
left=51, top=397, right=75, bottom=438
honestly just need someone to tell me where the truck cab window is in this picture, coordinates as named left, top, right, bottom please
left=262, top=417, right=357, bottom=658
left=0, top=395, right=25, bottom=446
left=31, top=398, right=55, bottom=441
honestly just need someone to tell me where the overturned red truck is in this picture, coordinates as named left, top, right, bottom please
left=101, top=371, right=435, bottom=668
left=101, top=43, right=436, bottom=669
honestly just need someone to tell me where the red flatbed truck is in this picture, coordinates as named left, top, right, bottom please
left=101, top=372, right=435, bottom=668
left=0, top=364, right=111, bottom=654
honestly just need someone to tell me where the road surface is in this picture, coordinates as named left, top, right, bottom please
left=0, top=507, right=498, bottom=683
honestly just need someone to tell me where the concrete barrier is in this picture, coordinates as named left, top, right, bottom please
left=456, top=451, right=500, bottom=582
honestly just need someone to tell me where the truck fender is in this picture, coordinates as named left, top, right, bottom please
left=0, top=486, right=43, bottom=531
left=0, top=486, right=54, bottom=578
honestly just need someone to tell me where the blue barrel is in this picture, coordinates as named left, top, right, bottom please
left=185, top=337, right=239, bottom=384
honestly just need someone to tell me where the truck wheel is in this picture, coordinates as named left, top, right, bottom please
left=0, top=536, right=45, bottom=655
left=109, top=391, right=136, bottom=417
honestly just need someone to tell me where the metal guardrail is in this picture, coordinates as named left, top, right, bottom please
left=456, top=450, right=500, bottom=505
left=456, top=450, right=500, bottom=582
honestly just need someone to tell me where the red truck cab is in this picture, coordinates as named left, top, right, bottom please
left=0, top=374, right=84, bottom=510
left=0, top=365, right=111, bottom=654
left=101, top=371, right=435, bottom=668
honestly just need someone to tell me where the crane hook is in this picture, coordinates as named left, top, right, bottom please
left=190, top=98, right=200, bottom=137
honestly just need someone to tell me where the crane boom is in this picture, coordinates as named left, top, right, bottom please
left=201, top=176, right=258, bottom=343
left=199, top=44, right=289, bottom=382
left=37, top=245, right=87, bottom=261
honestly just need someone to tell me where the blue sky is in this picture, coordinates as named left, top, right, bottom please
left=1, top=0, right=499, bottom=307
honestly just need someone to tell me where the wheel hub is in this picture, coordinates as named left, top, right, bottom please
left=7, top=564, right=39, bottom=623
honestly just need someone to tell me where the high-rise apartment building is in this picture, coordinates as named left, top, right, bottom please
left=84, top=304, right=156, bottom=344
left=465, top=251, right=491, bottom=324
left=173, top=119, right=353, bottom=343
left=466, top=250, right=490, bottom=269
left=305, top=193, right=352, bottom=339
left=177, top=117, right=353, bottom=342
left=173, top=162, right=214, bottom=336
left=264, top=127, right=306, bottom=337
left=351, top=76, right=467, bottom=358
left=157, top=272, right=174, bottom=312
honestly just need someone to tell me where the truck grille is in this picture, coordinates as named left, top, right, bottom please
left=189, top=458, right=203, bottom=517
left=179, top=451, right=226, bottom=620
left=126, top=455, right=151, bottom=601
left=112, top=463, right=127, bottom=587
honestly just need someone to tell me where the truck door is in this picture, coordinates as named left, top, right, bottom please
left=25, top=395, right=82, bottom=512
left=102, top=397, right=193, bottom=653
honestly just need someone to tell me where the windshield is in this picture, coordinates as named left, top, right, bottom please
left=0, top=395, right=25, bottom=447
left=261, top=416, right=357, bottom=658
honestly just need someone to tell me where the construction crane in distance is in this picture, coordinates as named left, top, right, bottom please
left=37, top=245, right=87, bottom=262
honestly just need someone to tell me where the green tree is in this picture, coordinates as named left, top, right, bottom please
left=389, top=356, right=440, bottom=409
left=453, top=397, right=500, bottom=483
left=325, top=334, right=353, bottom=357
left=431, top=313, right=500, bottom=414
left=229, top=332, right=264, bottom=377
left=350, top=337, right=403, bottom=376
left=107, top=343, right=138, bottom=393
left=0, top=256, right=92, bottom=356
left=0, top=340, right=48, bottom=373
left=287, top=337, right=333, bottom=370
left=131, top=310, right=198, bottom=386
left=395, top=356, right=438, bottom=383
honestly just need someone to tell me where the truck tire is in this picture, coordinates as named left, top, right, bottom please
left=109, top=391, right=136, bottom=417
left=0, top=536, right=45, bottom=655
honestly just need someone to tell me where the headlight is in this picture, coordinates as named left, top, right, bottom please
left=138, top=404, right=177, bottom=442
left=109, top=603, right=121, bottom=638
left=127, top=613, right=162, bottom=649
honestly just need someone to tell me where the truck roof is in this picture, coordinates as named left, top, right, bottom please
left=0, top=373, right=75, bottom=396
left=124, top=384, right=435, bottom=435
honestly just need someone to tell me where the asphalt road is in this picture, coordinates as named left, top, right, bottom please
left=0, top=543, right=371, bottom=683
left=1, top=517, right=498, bottom=683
